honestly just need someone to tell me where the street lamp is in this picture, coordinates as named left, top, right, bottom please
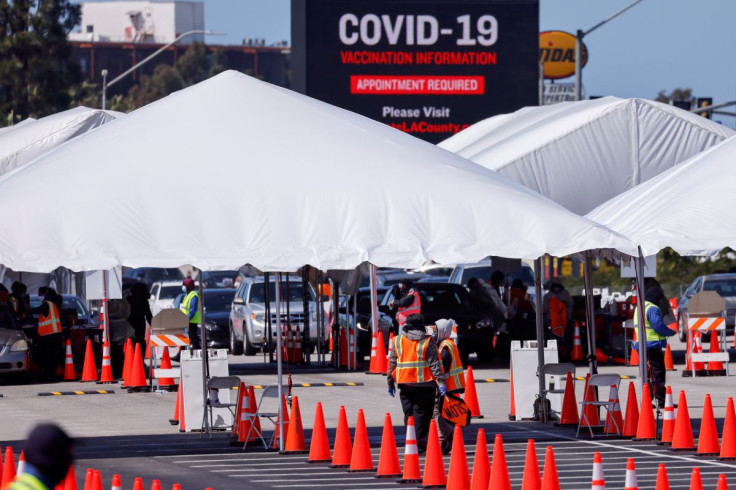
left=574, top=0, right=644, bottom=101
left=100, top=29, right=225, bottom=110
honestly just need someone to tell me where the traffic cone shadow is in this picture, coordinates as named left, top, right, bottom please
left=720, top=397, right=736, bottom=460
left=421, top=420, right=446, bottom=487
left=374, top=413, right=400, bottom=477
left=307, top=402, right=331, bottom=463
left=80, top=339, right=98, bottom=382
left=464, top=365, right=482, bottom=418
left=400, top=416, right=421, bottom=483
left=670, top=390, right=695, bottom=451
left=446, top=425, right=470, bottom=490
left=622, top=381, right=639, bottom=437
left=469, top=428, right=490, bottom=490
left=521, top=439, right=540, bottom=490
left=489, top=434, right=511, bottom=490
left=331, top=405, right=352, bottom=468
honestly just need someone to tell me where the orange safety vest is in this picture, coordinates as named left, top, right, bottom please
left=439, top=339, right=465, bottom=392
left=38, top=300, right=62, bottom=336
left=548, top=296, right=567, bottom=337
left=393, top=335, right=435, bottom=384
left=396, top=289, right=421, bottom=326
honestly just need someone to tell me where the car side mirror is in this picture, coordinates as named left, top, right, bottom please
left=233, top=297, right=244, bottom=305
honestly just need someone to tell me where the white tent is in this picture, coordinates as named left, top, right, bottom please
left=587, top=135, right=736, bottom=257
left=0, top=106, right=122, bottom=176
left=0, top=71, right=636, bottom=274
left=0, top=118, right=36, bottom=136
left=439, top=97, right=735, bottom=215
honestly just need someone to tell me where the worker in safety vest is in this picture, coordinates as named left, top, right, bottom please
left=432, top=318, right=465, bottom=454
left=387, top=313, right=445, bottom=452
left=31, top=288, right=64, bottom=381
left=632, top=283, right=676, bottom=408
left=8, top=423, right=74, bottom=490
left=543, top=281, right=574, bottom=360
left=180, top=278, right=201, bottom=349
left=389, top=280, right=421, bottom=329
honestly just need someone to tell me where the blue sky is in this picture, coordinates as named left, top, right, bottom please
left=203, top=0, right=735, bottom=127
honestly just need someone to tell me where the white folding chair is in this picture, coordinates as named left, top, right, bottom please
left=244, top=385, right=280, bottom=450
left=576, top=373, right=622, bottom=438
left=201, top=376, right=240, bottom=437
left=540, top=363, right=575, bottom=421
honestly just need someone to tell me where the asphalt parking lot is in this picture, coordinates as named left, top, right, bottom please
left=1, top=336, right=735, bottom=489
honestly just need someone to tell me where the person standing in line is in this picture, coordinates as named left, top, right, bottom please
left=8, top=423, right=74, bottom=490
left=432, top=318, right=465, bottom=454
left=127, top=281, right=153, bottom=352
left=632, top=283, right=676, bottom=408
left=387, top=313, right=445, bottom=453
left=389, top=280, right=421, bottom=329
left=10, top=281, right=32, bottom=326
left=31, top=288, right=64, bottom=381
left=543, top=281, right=575, bottom=360
left=180, top=278, right=201, bottom=349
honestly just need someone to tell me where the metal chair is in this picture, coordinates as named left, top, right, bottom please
left=576, top=373, right=622, bottom=438
left=539, top=363, right=575, bottom=421
left=201, top=376, right=240, bottom=437
left=244, top=385, right=280, bottom=450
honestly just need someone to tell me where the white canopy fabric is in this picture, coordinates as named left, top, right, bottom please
left=439, top=97, right=735, bottom=215
left=0, top=71, right=636, bottom=273
left=0, top=118, right=36, bottom=136
left=587, top=136, right=736, bottom=257
left=0, top=106, right=121, bottom=176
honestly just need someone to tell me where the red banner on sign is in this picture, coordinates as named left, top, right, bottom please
left=350, top=75, right=485, bottom=95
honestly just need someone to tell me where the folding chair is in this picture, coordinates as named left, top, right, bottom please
left=201, top=376, right=240, bottom=437
left=244, top=385, right=280, bottom=450
left=539, top=363, right=575, bottom=421
left=576, top=373, right=622, bottom=438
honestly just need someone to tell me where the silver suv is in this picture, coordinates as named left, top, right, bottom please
left=228, top=276, right=326, bottom=355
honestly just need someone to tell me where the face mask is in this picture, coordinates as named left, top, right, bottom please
left=182, top=286, right=187, bottom=293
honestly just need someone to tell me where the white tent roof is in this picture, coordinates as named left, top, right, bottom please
left=0, top=106, right=122, bottom=176
left=439, top=97, right=735, bottom=215
left=0, top=118, right=36, bottom=136
left=0, top=71, right=635, bottom=273
left=586, top=136, right=736, bottom=257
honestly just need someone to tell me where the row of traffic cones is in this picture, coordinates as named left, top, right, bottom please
left=61, top=338, right=154, bottom=391
left=683, top=330, right=727, bottom=376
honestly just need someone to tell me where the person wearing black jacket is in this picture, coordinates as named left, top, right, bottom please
left=127, top=282, right=153, bottom=351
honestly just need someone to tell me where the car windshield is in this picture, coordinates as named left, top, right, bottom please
left=205, top=271, right=238, bottom=284
left=249, top=282, right=314, bottom=303
left=160, top=285, right=183, bottom=300
left=703, top=279, right=736, bottom=297
left=354, top=289, right=389, bottom=314
left=29, top=296, right=88, bottom=317
left=128, top=268, right=183, bottom=283
left=204, top=291, right=236, bottom=311
left=419, top=287, right=472, bottom=313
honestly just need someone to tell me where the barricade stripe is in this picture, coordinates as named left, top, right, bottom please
left=38, top=390, right=115, bottom=396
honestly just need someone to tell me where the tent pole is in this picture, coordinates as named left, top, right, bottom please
left=583, top=251, right=598, bottom=375
left=534, top=257, right=547, bottom=422
left=369, top=264, right=379, bottom=336
left=196, top=267, right=210, bottom=435
left=275, top=273, right=284, bottom=452
left=633, top=249, right=648, bottom=391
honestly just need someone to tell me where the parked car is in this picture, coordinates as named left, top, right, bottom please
left=149, top=281, right=188, bottom=317
left=677, top=273, right=736, bottom=341
left=359, top=271, right=431, bottom=288
left=190, top=288, right=237, bottom=349
left=229, top=276, right=327, bottom=355
left=29, top=294, right=97, bottom=328
left=123, top=267, right=184, bottom=289
left=340, top=286, right=391, bottom=359
left=194, top=270, right=240, bottom=288
left=448, top=259, right=537, bottom=303
left=0, top=306, right=31, bottom=378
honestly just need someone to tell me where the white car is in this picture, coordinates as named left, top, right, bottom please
left=149, top=280, right=188, bottom=317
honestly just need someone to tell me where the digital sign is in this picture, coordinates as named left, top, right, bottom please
left=292, top=0, right=539, bottom=143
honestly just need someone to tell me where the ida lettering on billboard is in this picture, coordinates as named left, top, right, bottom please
left=539, top=31, right=588, bottom=80
left=292, top=0, right=539, bottom=144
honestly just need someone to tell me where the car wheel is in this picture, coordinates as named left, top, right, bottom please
left=243, top=325, right=258, bottom=355
left=678, top=314, right=687, bottom=342
left=229, top=323, right=243, bottom=356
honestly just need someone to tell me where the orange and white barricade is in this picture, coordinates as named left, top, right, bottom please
left=688, top=317, right=729, bottom=377
left=149, top=334, right=189, bottom=389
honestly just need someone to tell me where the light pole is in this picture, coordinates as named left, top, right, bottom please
left=101, top=30, right=225, bottom=109
left=575, top=0, right=644, bottom=101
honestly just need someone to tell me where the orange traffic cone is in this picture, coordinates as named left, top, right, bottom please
left=708, top=331, right=725, bottom=373
left=374, top=413, right=400, bottom=477
left=374, top=331, right=388, bottom=373
left=122, top=338, right=133, bottom=387
left=693, top=333, right=706, bottom=373
left=80, top=339, right=98, bottom=382
left=659, top=386, right=676, bottom=445
left=63, top=340, right=76, bottom=381
left=16, top=451, right=25, bottom=476
left=624, top=459, right=638, bottom=490
left=349, top=409, right=373, bottom=471
left=489, top=434, right=511, bottom=490
left=132, top=477, right=143, bottom=490
left=664, top=344, right=676, bottom=371
left=521, top=439, right=541, bottom=490
left=367, top=331, right=380, bottom=374
left=469, top=428, right=490, bottom=490
left=670, top=390, right=694, bottom=450
left=557, top=372, right=579, bottom=426
left=157, top=348, right=175, bottom=388
left=172, top=485, right=181, bottom=490
left=231, top=382, right=244, bottom=438
left=64, top=465, right=77, bottom=490
left=634, top=383, right=656, bottom=441
left=697, top=394, right=720, bottom=456
left=604, top=384, right=624, bottom=434
left=720, top=397, right=736, bottom=460
left=151, top=480, right=161, bottom=490
left=629, top=344, right=639, bottom=366
left=83, top=468, right=93, bottom=490
left=111, top=475, right=121, bottom=490
left=422, top=420, right=446, bottom=487
left=91, top=470, right=103, bottom=490
left=177, top=381, right=186, bottom=432
left=622, top=381, right=639, bottom=437
left=541, top=446, right=560, bottom=490
left=248, top=386, right=262, bottom=441
left=446, top=425, right=470, bottom=490
left=284, top=396, right=306, bottom=453
left=654, top=464, right=670, bottom=490
left=717, top=474, right=729, bottom=490
left=464, top=365, right=482, bottom=418
left=236, top=384, right=253, bottom=444
left=386, top=332, right=395, bottom=364
left=570, top=322, right=584, bottom=361
left=126, top=344, right=148, bottom=390
left=689, top=467, right=704, bottom=490
left=400, top=416, right=421, bottom=483
left=331, top=405, right=352, bottom=468
left=272, top=394, right=290, bottom=450
left=1, top=446, right=16, bottom=487
left=580, top=373, right=601, bottom=428
left=591, top=452, right=605, bottom=490
left=98, top=341, right=114, bottom=383
left=509, top=363, right=516, bottom=421
left=307, top=402, right=331, bottom=463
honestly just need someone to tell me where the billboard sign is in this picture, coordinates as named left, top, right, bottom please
left=539, top=30, right=588, bottom=80
left=292, top=0, right=539, bottom=143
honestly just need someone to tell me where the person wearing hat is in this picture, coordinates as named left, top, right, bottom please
left=432, top=318, right=465, bottom=454
left=387, top=313, right=445, bottom=453
left=179, top=278, right=201, bottom=349
left=30, top=288, right=64, bottom=381
left=9, top=423, right=74, bottom=490
left=389, top=280, right=421, bottom=329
